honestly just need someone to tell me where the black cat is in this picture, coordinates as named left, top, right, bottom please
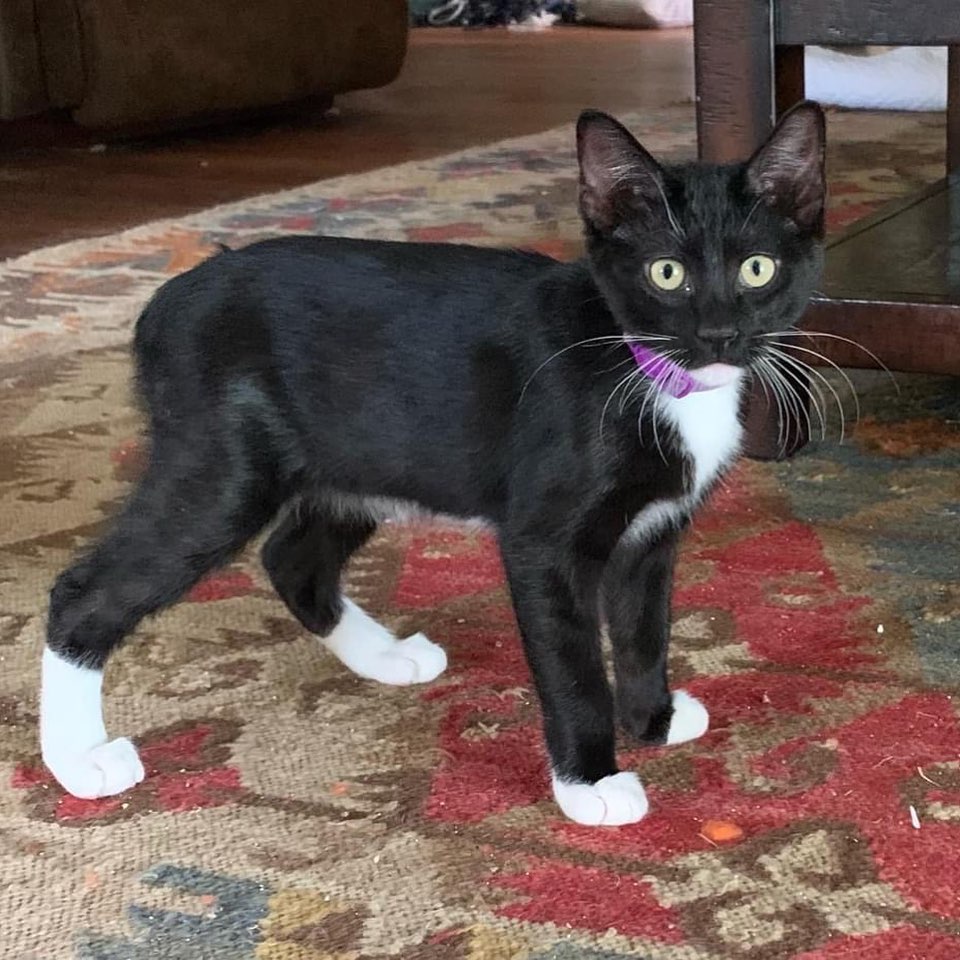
left=41, top=102, right=825, bottom=825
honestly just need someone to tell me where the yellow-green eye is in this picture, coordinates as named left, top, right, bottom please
left=648, top=258, right=686, bottom=291
left=740, top=254, right=777, bottom=288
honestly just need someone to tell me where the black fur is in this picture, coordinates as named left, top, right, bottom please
left=47, top=104, right=825, bottom=789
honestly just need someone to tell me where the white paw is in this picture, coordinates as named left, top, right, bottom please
left=552, top=771, right=649, bottom=826
left=44, top=737, right=145, bottom=799
left=321, top=599, right=447, bottom=686
left=376, top=632, right=448, bottom=685
left=665, top=689, right=709, bottom=745
left=358, top=632, right=448, bottom=686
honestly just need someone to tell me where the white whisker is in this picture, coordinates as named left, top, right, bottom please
left=763, top=329, right=899, bottom=392
left=739, top=195, right=765, bottom=234
left=600, top=368, right=642, bottom=438
left=636, top=376, right=658, bottom=445
left=751, top=364, right=773, bottom=412
left=612, top=366, right=646, bottom=417
left=767, top=341, right=861, bottom=428
left=763, top=355, right=809, bottom=448
left=598, top=353, right=640, bottom=376
left=653, top=178, right=685, bottom=240
left=765, top=346, right=848, bottom=444
left=753, top=356, right=790, bottom=455
left=519, top=333, right=673, bottom=405
left=621, top=371, right=648, bottom=415
left=623, top=347, right=681, bottom=414
left=761, top=347, right=830, bottom=441
left=612, top=347, right=682, bottom=438
left=650, top=375, right=673, bottom=466
left=764, top=352, right=818, bottom=444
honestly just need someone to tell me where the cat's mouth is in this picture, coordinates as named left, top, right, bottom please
left=688, top=363, right=743, bottom=388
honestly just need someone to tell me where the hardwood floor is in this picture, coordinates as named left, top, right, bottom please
left=0, top=28, right=694, bottom=259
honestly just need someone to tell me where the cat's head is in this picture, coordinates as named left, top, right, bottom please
left=577, top=103, right=825, bottom=382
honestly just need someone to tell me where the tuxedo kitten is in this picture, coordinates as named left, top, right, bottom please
left=41, top=102, right=825, bottom=825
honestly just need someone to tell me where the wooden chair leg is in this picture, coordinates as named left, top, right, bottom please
left=775, top=45, right=805, bottom=115
left=741, top=376, right=811, bottom=461
left=948, top=45, right=960, bottom=173
left=693, top=1, right=810, bottom=459
left=693, top=0, right=776, bottom=162
left=748, top=41, right=813, bottom=460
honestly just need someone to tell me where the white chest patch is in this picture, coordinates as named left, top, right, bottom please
left=626, top=375, right=744, bottom=543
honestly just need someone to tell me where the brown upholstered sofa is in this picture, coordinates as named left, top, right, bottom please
left=0, top=0, right=408, bottom=130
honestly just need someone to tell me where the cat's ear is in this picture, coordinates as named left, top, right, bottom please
left=746, top=101, right=826, bottom=237
left=577, top=110, right=667, bottom=234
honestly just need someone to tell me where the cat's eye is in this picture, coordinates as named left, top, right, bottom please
left=739, top=254, right=777, bottom=288
left=648, top=258, right=686, bottom=291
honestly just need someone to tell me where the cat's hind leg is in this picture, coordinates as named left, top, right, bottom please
left=261, top=505, right=446, bottom=685
left=42, top=441, right=282, bottom=799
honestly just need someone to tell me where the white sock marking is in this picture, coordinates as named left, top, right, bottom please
left=320, top=598, right=447, bottom=685
left=665, top=689, right=709, bottom=745
left=551, top=771, right=649, bottom=826
left=40, top=647, right=145, bottom=799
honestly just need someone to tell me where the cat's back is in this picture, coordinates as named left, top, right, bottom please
left=135, top=235, right=557, bottom=398
left=233, top=235, right=553, bottom=308
left=139, top=235, right=555, bottom=345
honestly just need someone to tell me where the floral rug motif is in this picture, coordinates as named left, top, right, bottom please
left=0, top=106, right=957, bottom=959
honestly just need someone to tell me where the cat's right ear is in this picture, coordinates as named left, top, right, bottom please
left=577, top=110, right=666, bottom=235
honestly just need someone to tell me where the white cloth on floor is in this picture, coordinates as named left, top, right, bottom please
left=577, top=0, right=693, bottom=28
left=576, top=4, right=946, bottom=112
left=805, top=46, right=947, bottom=111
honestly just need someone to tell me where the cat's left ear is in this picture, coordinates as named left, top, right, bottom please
left=746, top=101, right=826, bottom=237
left=577, top=109, right=668, bottom=234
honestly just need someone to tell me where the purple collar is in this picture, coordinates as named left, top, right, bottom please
left=627, top=342, right=719, bottom=400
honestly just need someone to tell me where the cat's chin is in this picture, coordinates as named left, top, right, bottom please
left=689, top=362, right=743, bottom=388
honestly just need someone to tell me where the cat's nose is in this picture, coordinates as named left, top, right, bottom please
left=697, top=327, right=737, bottom=356
left=697, top=326, right=738, bottom=348
left=696, top=327, right=739, bottom=360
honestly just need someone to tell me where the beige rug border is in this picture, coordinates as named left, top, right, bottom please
left=2, top=117, right=601, bottom=274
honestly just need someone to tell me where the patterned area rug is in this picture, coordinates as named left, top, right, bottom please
left=1, top=106, right=958, bottom=960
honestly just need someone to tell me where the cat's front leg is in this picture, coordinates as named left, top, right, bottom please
left=500, top=537, right=648, bottom=826
left=604, top=528, right=709, bottom=746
